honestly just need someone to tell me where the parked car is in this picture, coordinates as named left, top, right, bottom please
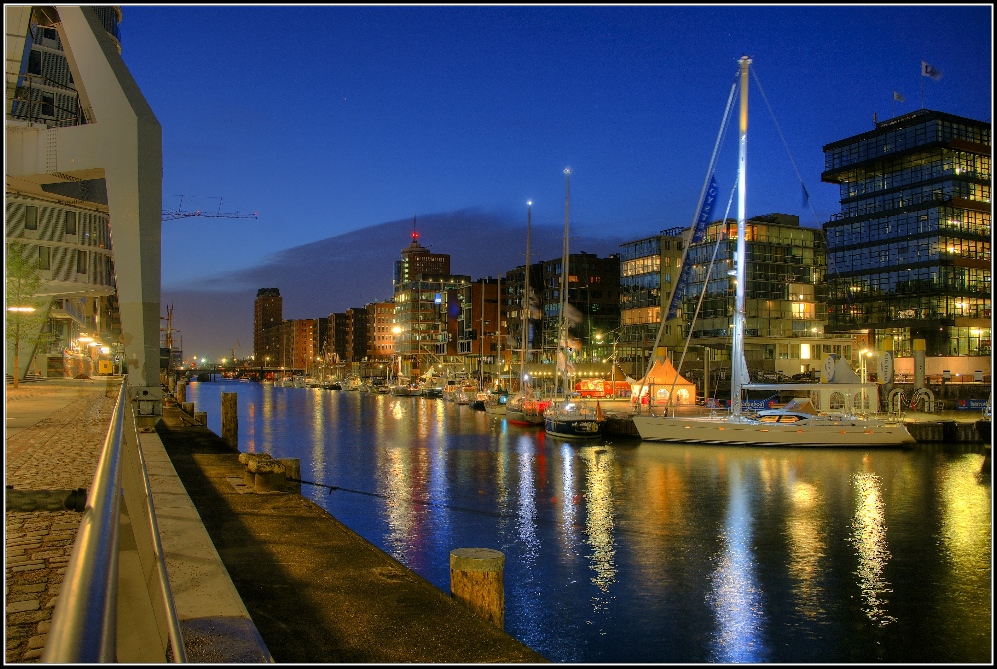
left=791, top=371, right=819, bottom=382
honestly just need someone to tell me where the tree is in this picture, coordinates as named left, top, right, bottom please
left=5, top=241, right=54, bottom=388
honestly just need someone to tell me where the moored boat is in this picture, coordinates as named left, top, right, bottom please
left=544, top=397, right=606, bottom=439
left=631, top=57, right=914, bottom=448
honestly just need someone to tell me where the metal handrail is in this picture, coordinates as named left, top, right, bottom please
left=121, top=400, right=187, bottom=662
left=42, top=381, right=126, bottom=662
left=41, top=380, right=187, bottom=662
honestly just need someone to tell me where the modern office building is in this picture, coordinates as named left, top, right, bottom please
left=664, top=213, right=845, bottom=390
left=6, top=6, right=160, bottom=399
left=619, top=228, right=686, bottom=376
left=390, top=227, right=471, bottom=377
left=821, top=109, right=991, bottom=373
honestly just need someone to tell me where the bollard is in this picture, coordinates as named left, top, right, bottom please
left=177, top=381, right=186, bottom=405
left=449, top=548, right=505, bottom=629
left=239, top=452, right=272, bottom=486
left=181, top=402, right=194, bottom=416
left=195, top=411, right=207, bottom=426
left=278, top=458, right=301, bottom=494
left=221, top=392, right=238, bottom=451
left=251, top=458, right=286, bottom=493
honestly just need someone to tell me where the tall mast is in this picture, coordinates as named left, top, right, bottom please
left=521, top=201, right=532, bottom=391
left=556, top=168, right=572, bottom=401
left=731, top=55, right=751, bottom=416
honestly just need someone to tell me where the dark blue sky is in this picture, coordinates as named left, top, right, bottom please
left=119, top=4, right=993, bottom=359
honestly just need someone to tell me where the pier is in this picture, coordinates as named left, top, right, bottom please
left=4, top=377, right=544, bottom=663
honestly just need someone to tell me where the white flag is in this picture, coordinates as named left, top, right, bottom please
left=893, top=91, right=905, bottom=102
left=921, top=60, right=942, bottom=81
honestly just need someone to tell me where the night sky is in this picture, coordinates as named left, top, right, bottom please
left=116, top=4, right=993, bottom=360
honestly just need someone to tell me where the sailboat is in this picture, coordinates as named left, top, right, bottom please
left=632, top=57, right=914, bottom=447
left=507, top=201, right=550, bottom=425
left=544, top=169, right=607, bottom=440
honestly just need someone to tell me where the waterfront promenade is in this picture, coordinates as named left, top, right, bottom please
left=4, top=378, right=546, bottom=663
left=6, top=378, right=986, bottom=662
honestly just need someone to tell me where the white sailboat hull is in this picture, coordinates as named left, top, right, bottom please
left=632, top=414, right=915, bottom=447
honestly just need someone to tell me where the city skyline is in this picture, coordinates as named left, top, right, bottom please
left=118, top=4, right=994, bottom=359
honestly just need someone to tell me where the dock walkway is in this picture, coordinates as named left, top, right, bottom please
left=5, top=379, right=545, bottom=663
left=154, top=405, right=546, bottom=663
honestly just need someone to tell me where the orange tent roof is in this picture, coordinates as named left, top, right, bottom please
left=633, top=359, right=694, bottom=387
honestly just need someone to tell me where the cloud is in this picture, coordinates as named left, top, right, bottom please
left=163, top=207, right=628, bottom=358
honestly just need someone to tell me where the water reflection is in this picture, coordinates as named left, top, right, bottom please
left=708, top=460, right=765, bottom=663
left=850, top=471, right=896, bottom=625
left=785, top=477, right=826, bottom=621
left=182, top=383, right=992, bottom=664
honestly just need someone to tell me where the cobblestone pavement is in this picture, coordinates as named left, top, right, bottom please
left=5, top=379, right=120, bottom=663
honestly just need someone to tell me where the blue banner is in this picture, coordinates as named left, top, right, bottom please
left=956, top=398, right=990, bottom=410
left=666, top=175, right=718, bottom=321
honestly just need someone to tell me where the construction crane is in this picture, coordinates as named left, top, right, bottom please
left=162, top=196, right=258, bottom=221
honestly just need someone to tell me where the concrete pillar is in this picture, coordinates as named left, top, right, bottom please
left=181, top=402, right=194, bottom=416
left=221, top=392, right=238, bottom=451
left=176, top=380, right=186, bottom=405
left=194, top=411, right=206, bottom=426
left=449, top=548, right=505, bottom=629
left=914, top=339, right=926, bottom=389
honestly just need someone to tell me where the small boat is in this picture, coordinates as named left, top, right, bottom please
left=544, top=397, right=607, bottom=440
left=470, top=391, right=488, bottom=411
left=327, top=381, right=342, bottom=390
left=507, top=392, right=550, bottom=425
left=422, top=381, right=445, bottom=399
left=455, top=384, right=478, bottom=405
left=390, top=381, right=423, bottom=396
left=483, top=389, right=508, bottom=415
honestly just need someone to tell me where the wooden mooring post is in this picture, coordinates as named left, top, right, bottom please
left=449, top=548, right=505, bottom=629
left=221, top=392, right=238, bottom=451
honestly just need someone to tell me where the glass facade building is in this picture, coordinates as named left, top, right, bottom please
left=821, top=109, right=991, bottom=358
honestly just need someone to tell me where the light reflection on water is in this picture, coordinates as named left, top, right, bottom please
left=186, top=382, right=992, bottom=664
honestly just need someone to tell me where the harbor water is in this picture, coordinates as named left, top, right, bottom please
left=184, top=381, right=991, bottom=663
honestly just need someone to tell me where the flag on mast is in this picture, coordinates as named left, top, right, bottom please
left=921, top=61, right=942, bottom=81
left=893, top=91, right=905, bottom=102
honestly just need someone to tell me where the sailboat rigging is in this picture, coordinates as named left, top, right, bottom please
left=543, top=169, right=608, bottom=439
left=632, top=56, right=914, bottom=447
left=507, top=200, right=550, bottom=425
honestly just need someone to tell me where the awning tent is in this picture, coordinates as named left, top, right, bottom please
left=630, top=359, right=697, bottom=405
